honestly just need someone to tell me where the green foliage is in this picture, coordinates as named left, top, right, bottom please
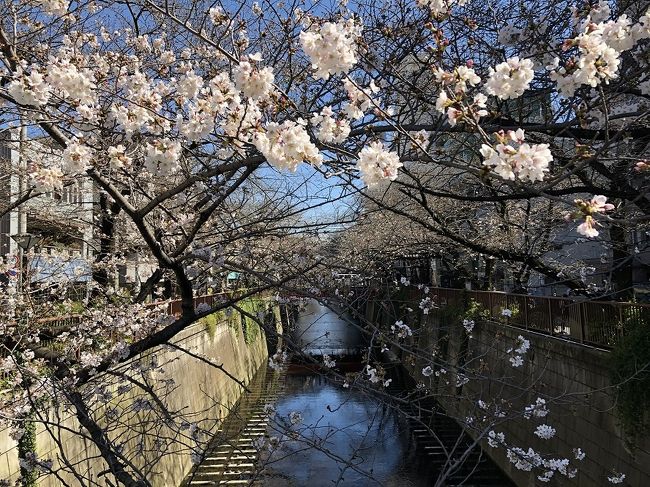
left=52, top=300, right=85, bottom=316
left=18, top=417, right=37, bottom=487
left=238, top=297, right=265, bottom=344
left=610, top=310, right=650, bottom=445
left=199, top=297, right=269, bottom=344
left=201, top=313, right=219, bottom=340
left=463, top=299, right=490, bottom=321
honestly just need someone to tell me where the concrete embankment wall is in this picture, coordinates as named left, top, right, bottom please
left=0, top=308, right=277, bottom=486
left=364, top=297, right=650, bottom=486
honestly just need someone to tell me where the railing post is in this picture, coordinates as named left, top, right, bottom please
left=618, top=305, right=624, bottom=343
left=579, top=301, right=585, bottom=344
left=523, top=296, right=529, bottom=331
left=548, top=298, right=553, bottom=335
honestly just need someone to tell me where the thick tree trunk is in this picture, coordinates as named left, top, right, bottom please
left=91, top=192, right=121, bottom=298
left=609, top=223, right=634, bottom=301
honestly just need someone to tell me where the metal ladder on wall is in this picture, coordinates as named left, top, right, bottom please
left=384, top=381, right=515, bottom=487
left=184, top=365, right=287, bottom=486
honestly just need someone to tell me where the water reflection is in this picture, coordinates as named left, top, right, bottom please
left=261, top=374, right=426, bottom=487
left=257, top=300, right=426, bottom=486
left=295, top=300, right=363, bottom=356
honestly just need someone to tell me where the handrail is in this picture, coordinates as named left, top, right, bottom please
left=418, top=287, right=649, bottom=350
left=430, top=287, right=650, bottom=307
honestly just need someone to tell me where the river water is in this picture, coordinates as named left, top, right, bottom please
left=258, top=300, right=428, bottom=486
left=185, top=299, right=513, bottom=486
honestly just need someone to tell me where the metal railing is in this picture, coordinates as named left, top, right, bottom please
left=423, top=287, right=650, bottom=349
left=1, top=294, right=226, bottom=360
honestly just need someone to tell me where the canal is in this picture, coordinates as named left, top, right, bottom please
left=185, top=300, right=513, bottom=486
left=258, top=300, right=426, bottom=486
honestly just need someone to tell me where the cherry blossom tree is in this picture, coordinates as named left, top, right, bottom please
left=0, top=0, right=649, bottom=484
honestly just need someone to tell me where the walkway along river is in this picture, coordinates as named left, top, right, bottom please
left=183, top=300, right=514, bottom=486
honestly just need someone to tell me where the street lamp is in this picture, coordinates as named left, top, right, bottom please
left=10, top=233, right=43, bottom=291
left=11, top=233, right=43, bottom=252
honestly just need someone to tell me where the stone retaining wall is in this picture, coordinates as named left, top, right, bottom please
left=0, top=311, right=274, bottom=486
left=364, top=298, right=650, bottom=486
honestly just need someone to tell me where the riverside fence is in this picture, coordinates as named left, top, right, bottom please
left=2, top=293, right=236, bottom=361
left=425, top=287, right=650, bottom=349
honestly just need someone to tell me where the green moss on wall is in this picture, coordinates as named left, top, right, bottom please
left=610, top=310, right=650, bottom=447
left=199, top=297, right=276, bottom=345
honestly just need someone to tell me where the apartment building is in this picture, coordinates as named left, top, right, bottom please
left=0, top=131, right=94, bottom=290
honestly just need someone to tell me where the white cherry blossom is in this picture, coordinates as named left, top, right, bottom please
left=107, top=145, right=133, bottom=170
left=35, top=0, right=68, bottom=16
left=391, top=320, right=412, bottom=339
left=176, top=70, right=204, bottom=100
left=253, top=120, right=322, bottom=171
left=144, top=139, right=182, bottom=175
left=570, top=195, right=615, bottom=238
left=608, top=472, right=625, bottom=484
left=47, top=58, right=97, bottom=105
left=300, top=19, right=361, bottom=79
left=524, top=398, right=549, bottom=419
left=7, top=69, right=50, bottom=107
left=30, top=166, right=64, bottom=192
left=62, top=142, right=93, bottom=174
left=343, top=79, right=381, bottom=120
left=480, top=130, right=552, bottom=182
left=485, top=57, right=535, bottom=100
left=311, top=107, right=351, bottom=144
left=417, top=0, right=468, bottom=15
left=487, top=430, right=505, bottom=447
left=357, top=141, right=402, bottom=187
left=233, top=58, right=274, bottom=100
left=534, top=424, right=556, bottom=440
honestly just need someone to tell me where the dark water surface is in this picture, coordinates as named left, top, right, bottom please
left=261, top=373, right=427, bottom=487
left=294, top=300, right=364, bottom=356
left=257, top=300, right=427, bottom=486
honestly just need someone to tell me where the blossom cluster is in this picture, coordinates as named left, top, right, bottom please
left=416, top=0, right=468, bottom=16
left=534, top=424, right=556, bottom=440
left=549, top=6, right=650, bottom=96
left=505, top=445, right=577, bottom=482
left=391, top=320, right=412, bottom=339
left=47, top=58, right=97, bottom=105
left=480, top=129, right=552, bottom=182
left=35, top=0, right=68, bottom=16
left=30, top=166, right=64, bottom=192
left=566, top=195, right=615, bottom=238
left=343, top=79, right=381, bottom=120
left=322, top=354, right=336, bottom=368
left=62, top=142, right=93, bottom=174
left=144, top=139, right=182, bottom=175
left=233, top=55, right=275, bottom=100
left=488, top=430, right=505, bottom=448
left=365, top=365, right=391, bottom=387
left=7, top=67, right=51, bottom=107
left=356, top=141, right=402, bottom=187
left=485, top=57, right=535, bottom=100
left=462, top=319, right=475, bottom=334
left=311, top=107, right=351, bottom=144
left=523, top=398, right=549, bottom=419
left=434, top=65, right=487, bottom=126
left=269, top=350, right=288, bottom=370
left=253, top=120, right=323, bottom=172
left=507, top=335, right=530, bottom=368
left=419, top=296, right=435, bottom=314
left=299, top=19, right=361, bottom=80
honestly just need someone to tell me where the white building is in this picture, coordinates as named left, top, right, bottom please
left=0, top=131, right=94, bottom=290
